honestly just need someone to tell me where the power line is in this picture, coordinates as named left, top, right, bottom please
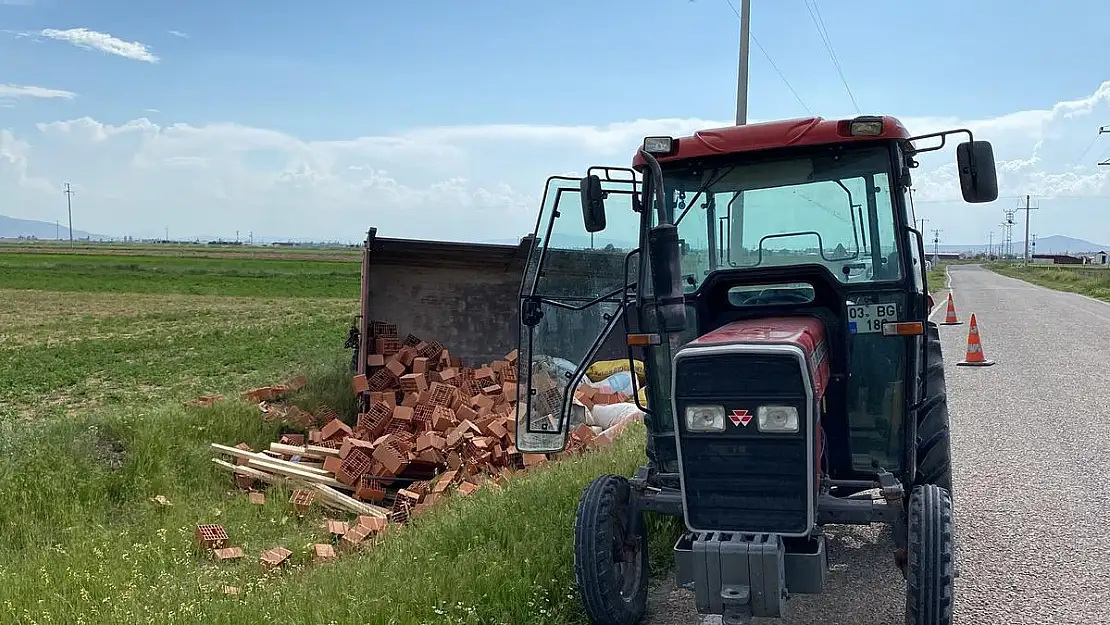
left=721, top=0, right=813, bottom=114
left=802, top=0, right=861, bottom=114
left=1098, top=126, right=1110, bottom=167
left=913, top=193, right=1110, bottom=205
left=1072, top=132, right=1101, bottom=166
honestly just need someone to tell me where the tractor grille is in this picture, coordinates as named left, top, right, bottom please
left=674, top=351, right=811, bottom=535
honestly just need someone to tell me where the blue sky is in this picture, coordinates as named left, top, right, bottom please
left=2, top=0, right=1110, bottom=247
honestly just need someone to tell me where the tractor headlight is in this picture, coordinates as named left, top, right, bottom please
left=757, top=405, right=799, bottom=433
left=848, top=117, right=883, bottom=136
left=642, top=136, right=676, bottom=156
left=684, top=405, right=726, bottom=432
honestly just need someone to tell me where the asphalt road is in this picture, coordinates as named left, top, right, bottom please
left=642, top=264, right=1110, bottom=624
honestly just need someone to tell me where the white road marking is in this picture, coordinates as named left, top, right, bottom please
left=928, top=265, right=955, bottom=321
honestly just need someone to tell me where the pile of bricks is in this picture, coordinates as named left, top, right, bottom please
left=206, top=320, right=634, bottom=569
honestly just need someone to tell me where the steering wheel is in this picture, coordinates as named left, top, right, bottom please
left=746, top=289, right=813, bottom=306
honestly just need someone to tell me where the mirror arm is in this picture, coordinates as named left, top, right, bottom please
left=639, top=148, right=671, bottom=225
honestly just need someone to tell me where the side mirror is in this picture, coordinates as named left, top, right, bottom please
left=648, top=223, right=688, bottom=332
left=956, top=140, right=999, bottom=203
left=580, top=174, right=606, bottom=233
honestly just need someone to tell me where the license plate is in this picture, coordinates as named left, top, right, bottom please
left=846, top=303, right=898, bottom=334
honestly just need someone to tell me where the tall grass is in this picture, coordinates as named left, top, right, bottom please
left=990, top=263, right=1110, bottom=302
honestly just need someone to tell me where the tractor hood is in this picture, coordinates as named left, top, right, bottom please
left=686, top=317, right=830, bottom=402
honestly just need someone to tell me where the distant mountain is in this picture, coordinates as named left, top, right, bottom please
left=0, top=214, right=107, bottom=241
left=938, top=235, right=1109, bottom=256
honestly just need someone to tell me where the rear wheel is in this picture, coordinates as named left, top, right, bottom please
left=574, top=474, right=649, bottom=625
left=916, top=322, right=953, bottom=494
left=905, top=484, right=955, bottom=625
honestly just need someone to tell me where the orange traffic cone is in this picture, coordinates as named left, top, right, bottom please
left=940, top=293, right=962, bottom=326
left=956, top=314, right=995, bottom=367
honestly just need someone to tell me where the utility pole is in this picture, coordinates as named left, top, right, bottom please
left=918, top=218, right=928, bottom=233
left=727, top=0, right=751, bottom=267
left=55, top=220, right=59, bottom=240
left=1001, top=209, right=1016, bottom=260
left=63, top=182, right=74, bottom=246
left=735, top=0, right=750, bottom=126
left=1020, top=194, right=1038, bottom=266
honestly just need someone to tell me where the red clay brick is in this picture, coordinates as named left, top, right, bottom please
left=195, top=524, right=229, bottom=550
left=399, top=372, right=428, bottom=394
left=372, top=443, right=408, bottom=476
left=289, top=489, right=316, bottom=514
left=313, top=543, right=336, bottom=563
left=351, top=374, right=370, bottom=395
left=336, top=449, right=374, bottom=485
left=323, top=455, right=343, bottom=474
left=357, top=515, right=388, bottom=533
left=234, top=442, right=252, bottom=466
left=279, top=433, right=305, bottom=447
left=523, top=453, right=548, bottom=467
left=213, top=546, right=245, bottom=561
left=320, top=418, right=353, bottom=441
left=326, top=519, right=349, bottom=536
left=339, top=437, right=375, bottom=460
left=260, top=547, right=292, bottom=567
left=355, top=476, right=388, bottom=502
left=455, top=404, right=478, bottom=423
left=385, top=358, right=407, bottom=379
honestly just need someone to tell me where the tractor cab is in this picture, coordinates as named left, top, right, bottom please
left=513, top=115, right=997, bottom=625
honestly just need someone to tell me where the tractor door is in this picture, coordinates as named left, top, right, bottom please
left=514, top=169, right=641, bottom=453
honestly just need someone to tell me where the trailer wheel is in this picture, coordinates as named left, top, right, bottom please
left=904, top=483, right=955, bottom=625
left=574, top=474, right=649, bottom=625
left=916, top=321, right=953, bottom=495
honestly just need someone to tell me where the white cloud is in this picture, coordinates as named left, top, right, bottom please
left=167, top=30, right=189, bottom=39
left=3, top=81, right=1110, bottom=245
left=39, top=28, right=159, bottom=63
left=0, top=84, right=76, bottom=100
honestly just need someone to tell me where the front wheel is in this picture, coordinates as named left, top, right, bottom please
left=573, top=474, right=649, bottom=625
left=904, top=484, right=955, bottom=625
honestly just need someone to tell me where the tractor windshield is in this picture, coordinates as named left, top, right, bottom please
left=654, top=145, right=902, bottom=291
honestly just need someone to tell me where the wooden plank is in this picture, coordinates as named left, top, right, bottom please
left=245, top=458, right=353, bottom=491
left=270, top=442, right=338, bottom=460
left=212, top=442, right=332, bottom=476
left=309, top=483, right=390, bottom=518
left=211, top=458, right=285, bottom=486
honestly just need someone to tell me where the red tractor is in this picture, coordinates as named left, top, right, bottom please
left=513, top=116, right=997, bottom=625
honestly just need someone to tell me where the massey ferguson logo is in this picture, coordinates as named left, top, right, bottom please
left=729, top=409, right=752, bottom=427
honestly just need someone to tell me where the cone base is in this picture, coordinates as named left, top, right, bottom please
left=957, top=359, right=995, bottom=367
left=940, top=321, right=963, bottom=325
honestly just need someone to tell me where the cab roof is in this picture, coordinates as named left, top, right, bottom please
left=630, top=115, right=911, bottom=168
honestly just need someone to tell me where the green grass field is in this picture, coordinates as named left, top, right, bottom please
left=926, top=262, right=949, bottom=294
left=0, top=246, right=675, bottom=625
left=990, top=262, right=1110, bottom=302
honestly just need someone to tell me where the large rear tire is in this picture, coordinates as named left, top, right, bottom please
left=905, top=483, right=955, bottom=625
left=916, top=321, right=953, bottom=495
left=574, top=474, right=649, bottom=625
